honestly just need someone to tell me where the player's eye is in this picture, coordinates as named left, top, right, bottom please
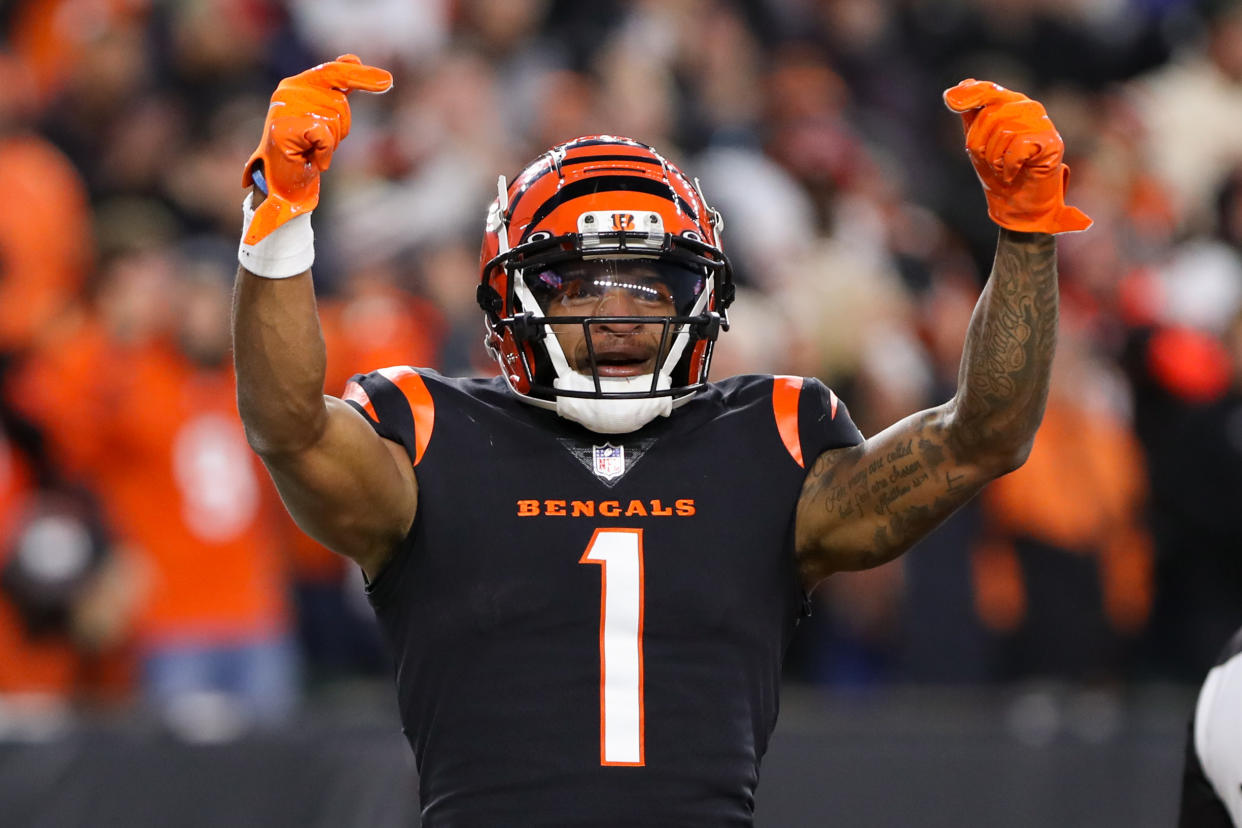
left=632, top=280, right=674, bottom=305
left=560, top=279, right=607, bottom=304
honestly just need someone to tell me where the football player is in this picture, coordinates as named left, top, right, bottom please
left=1180, top=625, right=1242, bottom=826
left=232, top=56, right=1090, bottom=825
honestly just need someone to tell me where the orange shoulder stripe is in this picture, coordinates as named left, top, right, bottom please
left=772, top=375, right=804, bottom=468
left=342, top=380, right=378, bottom=421
left=378, top=366, right=435, bottom=466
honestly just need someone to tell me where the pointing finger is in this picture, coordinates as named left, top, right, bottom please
left=305, top=55, right=394, bottom=94
left=943, top=78, right=1026, bottom=113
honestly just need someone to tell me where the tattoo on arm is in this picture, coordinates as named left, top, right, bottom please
left=951, top=229, right=1058, bottom=459
left=797, top=230, right=1058, bottom=582
left=799, top=410, right=985, bottom=576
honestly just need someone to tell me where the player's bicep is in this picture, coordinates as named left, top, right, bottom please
left=794, top=403, right=993, bottom=588
left=260, top=396, right=416, bottom=577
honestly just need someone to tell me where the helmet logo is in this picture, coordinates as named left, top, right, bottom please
left=578, top=210, right=664, bottom=251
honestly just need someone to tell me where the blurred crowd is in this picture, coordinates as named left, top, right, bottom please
left=1, top=0, right=1241, bottom=736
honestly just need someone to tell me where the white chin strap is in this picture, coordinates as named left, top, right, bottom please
left=553, top=372, right=673, bottom=434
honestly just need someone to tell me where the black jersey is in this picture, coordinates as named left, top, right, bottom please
left=1179, top=626, right=1242, bottom=827
left=344, top=369, right=862, bottom=827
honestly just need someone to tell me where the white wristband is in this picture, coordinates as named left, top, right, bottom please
left=238, top=191, right=315, bottom=278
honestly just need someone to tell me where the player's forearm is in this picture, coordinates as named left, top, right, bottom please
left=232, top=267, right=330, bottom=456
left=948, top=228, right=1057, bottom=471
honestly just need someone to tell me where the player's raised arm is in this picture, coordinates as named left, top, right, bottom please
left=794, top=79, right=1092, bottom=589
left=232, top=55, right=413, bottom=578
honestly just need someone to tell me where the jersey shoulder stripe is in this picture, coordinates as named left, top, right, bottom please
left=342, top=366, right=436, bottom=466
left=771, top=376, right=805, bottom=467
left=712, top=373, right=861, bottom=468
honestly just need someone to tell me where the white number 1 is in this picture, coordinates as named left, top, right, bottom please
left=579, top=528, right=645, bottom=766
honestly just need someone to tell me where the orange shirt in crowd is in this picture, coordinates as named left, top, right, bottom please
left=8, top=0, right=150, bottom=103
left=320, top=283, right=445, bottom=395
left=973, top=398, right=1154, bottom=635
left=0, top=135, right=92, bottom=353
left=0, top=425, right=33, bottom=552
left=14, top=322, right=291, bottom=650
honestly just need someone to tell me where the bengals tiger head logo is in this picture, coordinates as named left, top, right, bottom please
left=610, top=212, right=635, bottom=232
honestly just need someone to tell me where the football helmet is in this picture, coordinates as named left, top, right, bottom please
left=478, top=136, right=735, bottom=433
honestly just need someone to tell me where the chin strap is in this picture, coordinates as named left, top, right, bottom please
left=553, top=372, right=674, bottom=434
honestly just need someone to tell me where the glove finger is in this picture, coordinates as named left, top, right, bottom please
left=300, top=121, right=339, bottom=171
left=1011, top=130, right=1064, bottom=172
left=273, top=83, right=349, bottom=115
left=986, top=129, right=1018, bottom=178
left=999, top=136, right=1041, bottom=184
left=943, top=78, right=1027, bottom=114
left=268, top=115, right=336, bottom=159
left=310, top=144, right=334, bottom=173
left=963, top=105, right=1008, bottom=161
left=312, top=58, right=394, bottom=94
left=964, top=101, right=1047, bottom=162
left=271, top=87, right=351, bottom=142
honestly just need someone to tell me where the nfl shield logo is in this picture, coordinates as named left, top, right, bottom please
left=592, top=443, right=626, bottom=481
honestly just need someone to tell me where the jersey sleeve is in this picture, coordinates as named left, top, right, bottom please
left=798, top=377, right=863, bottom=460
left=767, top=375, right=862, bottom=471
left=341, top=366, right=436, bottom=468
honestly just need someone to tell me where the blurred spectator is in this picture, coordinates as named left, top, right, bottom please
left=325, top=50, right=512, bottom=274
left=11, top=237, right=299, bottom=735
left=289, top=0, right=449, bottom=71
left=0, top=375, right=141, bottom=728
left=321, top=257, right=446, bottom=392
left=1130, top=0, right=1242, bottom=231
left=412, top=237, right=496, bottom=377
left=7, top=0, right=152, bottom=107
left=0, top=485, right=142, bottom=719
left=0, top=53, right=92, bottom=355
left=973, top=313, right=1153, bottom=682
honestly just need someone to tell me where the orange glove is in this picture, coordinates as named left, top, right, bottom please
left=943, top=79, right=1091, bottom=235
left=242, top=54, right=393, bottom=244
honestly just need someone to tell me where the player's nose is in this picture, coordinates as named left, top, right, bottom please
left=594, top=288, right=644, bottom=330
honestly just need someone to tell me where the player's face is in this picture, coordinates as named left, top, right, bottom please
left=531, top=260, right=701, bottom=378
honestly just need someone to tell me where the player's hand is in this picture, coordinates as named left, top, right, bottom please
left=242, top=54, right=393, bottom=244
left=943, top=79, right=1091, bottom=235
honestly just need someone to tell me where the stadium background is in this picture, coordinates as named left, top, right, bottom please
left=1, top=0, right=1240, bottom=824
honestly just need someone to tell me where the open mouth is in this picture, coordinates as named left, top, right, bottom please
left=587, top=345, right=656, bottom=377
left=593, top=357, right=650, bottom=377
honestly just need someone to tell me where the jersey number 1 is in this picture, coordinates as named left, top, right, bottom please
left=579, top=528, right=645, bottom=766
